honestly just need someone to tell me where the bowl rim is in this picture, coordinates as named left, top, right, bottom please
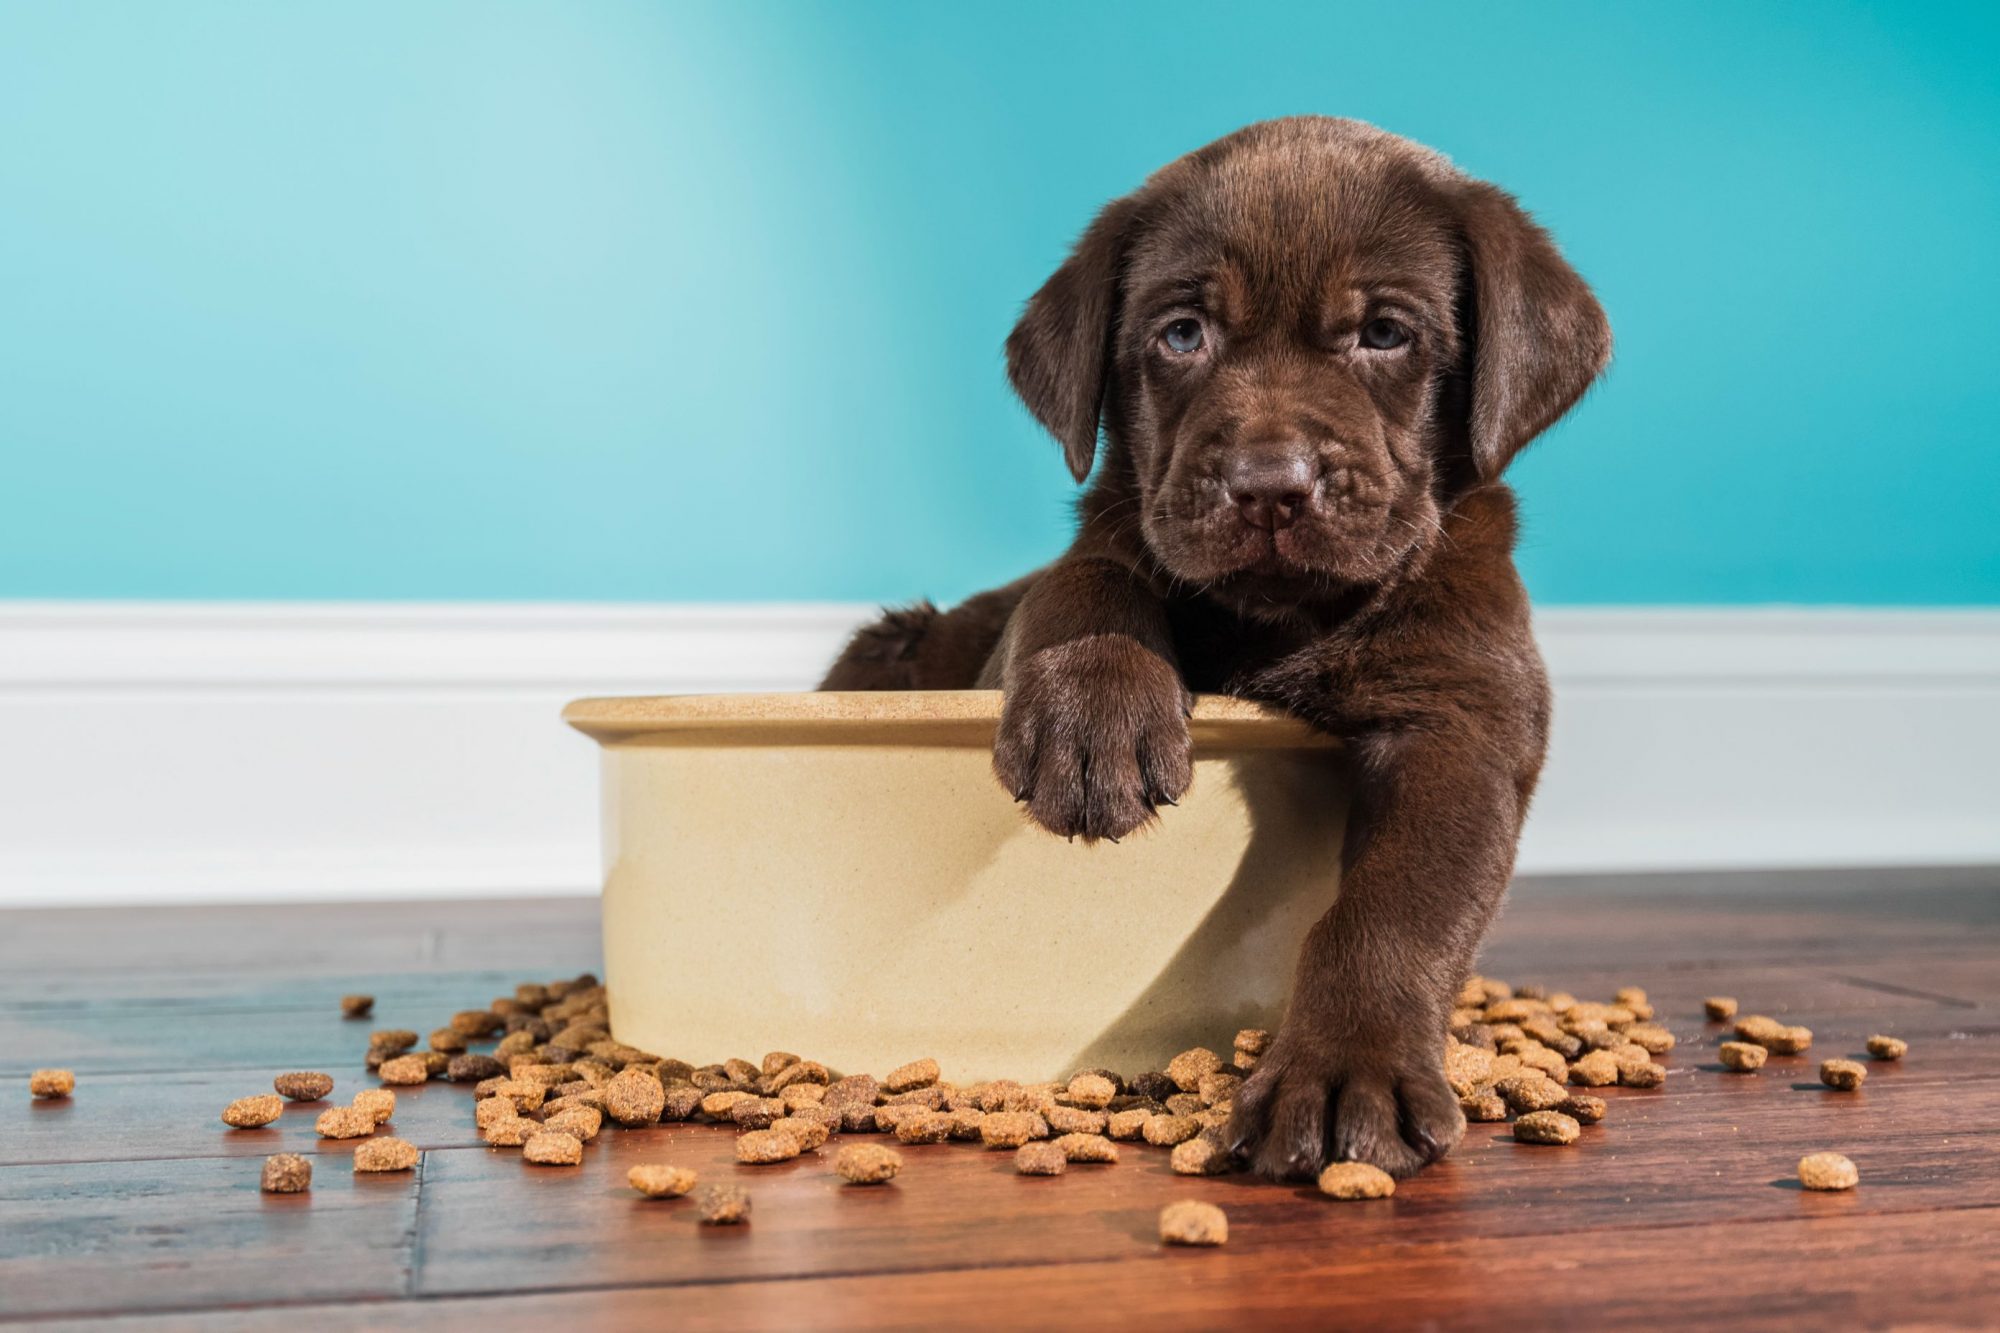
left=563, top=690, right=1336, bottom=749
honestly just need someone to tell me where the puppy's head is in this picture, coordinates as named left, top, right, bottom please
left=1008, top=117, right=1610, bottom=609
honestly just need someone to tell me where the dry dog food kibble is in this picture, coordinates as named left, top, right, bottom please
left=1720, top=1041, right=1769, bottom=1072
left=1142, top=1114, right=1201, bottom=1147
left=377, top=1055, right=431, bottom=1086
left=736, top=1129, right=802, bottom=1164
left=523, top=1131, right=584, bottom=1166
left=1820, top=1059, right=1868, bottom=1091
left=1065, top=1073, right=1116, bottom=1109
left=1619, top=1060, right=1667, bottom=1088
left=1159, top=1199, right=1228, bottom=1246
left=29, top=1069, right=75, bottom=1099
left=483, top=1117, right=536, bottom=1147
left=730, top=1097, right=785, bottom=1130
left=222, top=1095, right=286, bottom=1128
left=447, top=1055, right=506, bottom=1084
left=771, top=1116, right=831, bottom=1151
left=340, top=994, right=374, bottom=1018
left=1167, top=1048, right=1223, bottom=1092
left=451, top=1009, right=505, bottom=1038
left=1703, top=996, right=1738, bottom=1021
left=882, top=1058, right=940, bottom=1094
left=1318, top=1162, right=1396, bottom=1199
left=1623, top=1024, right=1676, bottom=1054
left=1054, top=1132, right=1119, bottom=1164
left=1461, top=1090, right=1508, bottom=1122
left=1733, top=1015, right=1783, bottom=1043
left=1107, top=1108, right=1152, bottom=1140
left=483, top=1081, right=545, bottom=1113
left=1866, top=1035, right=1908, bottom=1061
left=545, top=1107, right=603, bottom=1142
left=980, top=1112, right=1044, bottom=1148
left=316, top=1106, right=377, bottom=1139
left=354, top=1137, right=419, bottom=1172
left=1196, top=1071, right=1242, bottom=1108
left=779, top=1081, right=827, bottom=1108
left=1044, top=1105, right=1107, bottom=1135
left=261, top=1153, right=313, bottom=1193
left=273, top=1072, right=334, bottom=1102
left=1169, top=1136, right=1231, bottom=1176
left=1443, top=1042, right=1495, bottom=1096
left=835, top=1142, right=902, bottom=1184
left=1557, top=1094, right=1607, bottom=1124
left=475, top=1096, right=521, bottom=1130
left=628, top=1164, right=699, bottom=1198
left=1518, top=1047, right=1570, bottom=1081
left=823, top=1074, right=879, bottom=1108
left=1568, top=1050, right=1619, bottom=1087
left=352, top=1088, right=397, bottom=1124
left=893, top=1111, right=954, bottom=1145
left=1014, top=1142, right=1067, bottom=1175
left=1765, top=1026, right=1813, bottom=1055
left=696, top=1184, right=751, bottom=1224
left=1513, top=1111, right=1582, bottom=1145
left=1798, top=1152, right=1859, bottom=1191
left=1496, top=1074, right=1570, bottom=1113
left=605, top=1069, right=667, bottom=1125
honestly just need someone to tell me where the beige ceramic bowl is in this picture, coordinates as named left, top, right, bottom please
left=563, top=691, right=1344, bottom=1083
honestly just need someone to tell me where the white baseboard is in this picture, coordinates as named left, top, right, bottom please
left=2, top=602, right=1996, bottom=906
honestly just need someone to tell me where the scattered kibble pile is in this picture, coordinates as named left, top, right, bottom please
left=27, top=967, right=1880, bottom=1239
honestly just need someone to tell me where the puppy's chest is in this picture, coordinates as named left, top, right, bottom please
left=1166, top=602, right=1328, bottom=694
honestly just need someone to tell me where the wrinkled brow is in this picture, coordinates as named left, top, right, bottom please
left=1127, top=259, right=1253, bottom=329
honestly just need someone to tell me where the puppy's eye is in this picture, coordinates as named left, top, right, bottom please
left=1359, top=317, right=1410, bottom=350
left=1161, top=319, right=1205, bottom=354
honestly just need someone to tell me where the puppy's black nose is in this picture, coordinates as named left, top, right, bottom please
left=1225, top=452, right=1315, bottom=531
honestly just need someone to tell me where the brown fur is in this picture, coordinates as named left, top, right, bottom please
left=821, top=117, right=1609, bottom=1180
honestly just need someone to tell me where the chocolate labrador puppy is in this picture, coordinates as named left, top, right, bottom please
left=822, top=116, right=1609, bottom=1179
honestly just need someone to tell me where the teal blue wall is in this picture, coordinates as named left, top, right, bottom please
left=3, top=2, right=1995, bottom=605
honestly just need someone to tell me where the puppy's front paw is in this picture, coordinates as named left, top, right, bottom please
left=992, top=635, right=1192, bottom=842
left=1227, top=1022, right=1465, bottom=1181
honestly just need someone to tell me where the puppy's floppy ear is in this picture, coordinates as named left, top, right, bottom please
left=1456, top=181, right=1611, bottom=479
left=1006, top=195, right=1142, bottom=482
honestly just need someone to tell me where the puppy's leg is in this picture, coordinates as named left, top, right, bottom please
left=820, top=603, right=943, bottom=690
left=990, top=557, right=1191, bottom=841
left=820, top=577, right=1035, bottom=691
left=1227, top=662, right=1543, bottom=1178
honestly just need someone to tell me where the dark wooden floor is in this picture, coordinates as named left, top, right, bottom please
left=3, top=869, right=1997, bottom=1331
